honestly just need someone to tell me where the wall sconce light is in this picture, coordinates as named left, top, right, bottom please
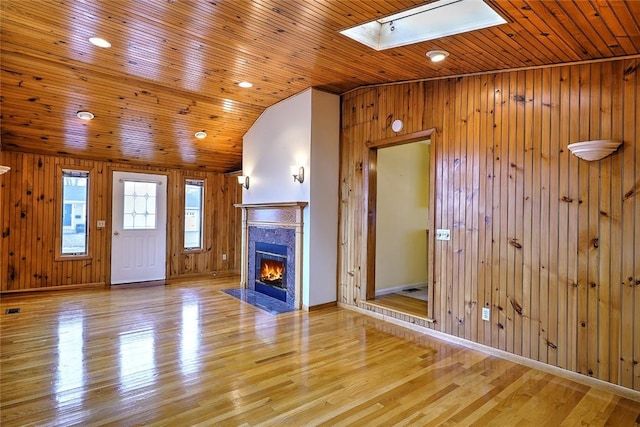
left=0, top=166, right=10, bottom=175
left=567, top=140, right=622, bottom=161
left=290, top=166, right=304, bottom=183
left=237, top=175, right=249, bottom=189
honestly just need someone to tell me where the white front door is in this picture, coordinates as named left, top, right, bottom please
left=111, top=171, right=167, bottom=284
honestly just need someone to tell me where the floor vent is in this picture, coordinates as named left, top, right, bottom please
left=5, top=308, right=21, bottom=314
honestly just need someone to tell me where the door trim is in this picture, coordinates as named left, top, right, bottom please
left=365, top=128, right=437, bottom=320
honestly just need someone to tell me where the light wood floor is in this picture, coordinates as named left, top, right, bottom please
left=372, top=293, right=428, bottom=318
left=1, top=276, right=639, bottom=426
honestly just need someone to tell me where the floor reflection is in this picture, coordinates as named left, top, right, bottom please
left=180, top=298, right=200, bottom=376
left=118, top=328, right=156, bottom=392
left=56, top=314, right=85, bottom=404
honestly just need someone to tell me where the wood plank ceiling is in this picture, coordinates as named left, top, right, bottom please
left=1, top=0, right=639, bottom=172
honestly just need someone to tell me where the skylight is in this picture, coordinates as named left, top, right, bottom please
left=340, top=0, right=507, bottom=51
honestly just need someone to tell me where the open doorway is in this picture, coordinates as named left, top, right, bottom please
left=373, top=140, right=430, bottom=315
left=365, top=128, right=436, bottom=320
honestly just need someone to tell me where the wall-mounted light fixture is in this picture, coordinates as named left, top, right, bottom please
left=567, top=140, right=622, bottom=161
left=0, top=166, right=10, bottom=175
left=290, top=166, right=304, bottom=183
left=237, top=175, right=249, bottom=189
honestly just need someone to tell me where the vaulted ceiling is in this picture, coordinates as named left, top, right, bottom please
left=1, top=1, right=639, bottom=172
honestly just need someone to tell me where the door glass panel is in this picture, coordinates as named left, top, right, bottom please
left=123, top=180, right=157, bottom=230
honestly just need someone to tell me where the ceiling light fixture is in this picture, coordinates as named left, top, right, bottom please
left=238, top=81, right=253, bottom=88
left=194, top=131, right=207, bottom=139
left=427, top=50, right=449, bottom=62
left=88, top=37, right=111, bottom=48
left=76, top=110, right=94, bottom=120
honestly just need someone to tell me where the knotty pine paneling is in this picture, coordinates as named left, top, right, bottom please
left=338, top=58, right=639, bottom=391
left=0, top=151, right=242, bottom=291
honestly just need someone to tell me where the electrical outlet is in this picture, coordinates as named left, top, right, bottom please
left=435, top=229, right=451, bottom=240
left=222, top=253, right=227, bottom=261
left=481, top=307, right=490, bottom=321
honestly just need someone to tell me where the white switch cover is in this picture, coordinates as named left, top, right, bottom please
left=222, top=253, right=227, bottom=261
left=435, top=229, right=451, bottom=240
left=97, top=220, right=106, bottom=228
left=482, top=307, right=490, bottom=321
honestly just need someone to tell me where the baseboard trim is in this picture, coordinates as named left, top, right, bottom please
left=1, top=282, right=107, bottom=294
left=305, top=301, right=337, bottom=312
left=339, top=302, right=640, bottom=403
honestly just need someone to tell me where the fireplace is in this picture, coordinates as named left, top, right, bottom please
left=236, top=202, right=307, bottom=310
left=255, top=242, right=287, bottom=301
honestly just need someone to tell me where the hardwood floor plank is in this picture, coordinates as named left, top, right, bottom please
left=1, top=276, right=638, bottom=426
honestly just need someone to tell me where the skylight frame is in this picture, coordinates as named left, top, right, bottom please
left=340, top=0, right=507, bottom=51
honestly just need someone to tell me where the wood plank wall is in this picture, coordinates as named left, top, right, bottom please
left=338, top=58, right=639, bottom=391
left=0, top=151, right=242, bottom=291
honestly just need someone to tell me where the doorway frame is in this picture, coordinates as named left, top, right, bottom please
left=365, top=128, right=437, bottom=320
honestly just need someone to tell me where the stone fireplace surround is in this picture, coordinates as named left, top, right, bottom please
left=235, top=202, right=307, bottom=309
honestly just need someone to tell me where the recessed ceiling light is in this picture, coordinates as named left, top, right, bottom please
left=194, top=131, right=207, bottom=139
left=76, top=110, right=94, bottom=120
left=427, top=50, right=449, bottom=62
left=238, top=81, right=253, bottom=88
left=340, top=0, right=506, bottom=51
left=89, top=37, right=111, bottom=48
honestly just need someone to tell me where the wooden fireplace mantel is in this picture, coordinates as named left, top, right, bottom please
left=234, top=202, right=307, bottom=227
left=235, top=202, right=307, bottom=309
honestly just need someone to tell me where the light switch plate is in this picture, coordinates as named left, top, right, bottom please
left=482, top=307, right=490, bottom=321
left=435, top=229, right=451, bottom=240
left=97, top=220, right=106, bottom=228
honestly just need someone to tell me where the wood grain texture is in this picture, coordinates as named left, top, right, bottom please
left=0, top=151, right=242, bottom=291
left=1, top=1, right=639, bottom=171
left=1, top=276, right=638, bottom=426
left=338, top=57, right=640, bottom=391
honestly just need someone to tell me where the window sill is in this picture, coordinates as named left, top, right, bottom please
left=55, top=255, right=92, bottom=262
left=183, top=248, right=205, bottom=254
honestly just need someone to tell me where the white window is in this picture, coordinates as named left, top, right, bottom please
left=61, top=170, right=89, bottom=256
left=184, top=180, right=204, bottom=250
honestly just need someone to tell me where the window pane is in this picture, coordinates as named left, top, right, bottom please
left=61, top=170, right=89, bottom=255
left=184, top=181, right=204, bottom=249
left=123, top=180, right=157, bottom=230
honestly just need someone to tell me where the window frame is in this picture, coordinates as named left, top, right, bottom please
left=55, top=166, right=93, bottom=261
left=183, top=178, right=205, bottom=252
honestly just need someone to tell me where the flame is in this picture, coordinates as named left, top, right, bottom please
left=260, top=260, right=284, bottom=283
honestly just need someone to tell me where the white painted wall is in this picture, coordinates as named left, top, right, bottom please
left=242, top=88, right=339, bottom=307
left=307, top=90, right=340, bottom=306
left=375, top=141, right=430, bottom=291
left=242, top=89, right=312, bottom=204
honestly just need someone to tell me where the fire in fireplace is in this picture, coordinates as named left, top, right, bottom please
left=254, top=242, right=288, bottom=302
left=260, top=259, right=285, bottom=287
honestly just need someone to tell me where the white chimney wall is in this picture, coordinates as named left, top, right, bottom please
left=242, top=88, right=340, bottom=308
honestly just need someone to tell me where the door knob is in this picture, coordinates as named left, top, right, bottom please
left=114, top=231, right=120, bottom=236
